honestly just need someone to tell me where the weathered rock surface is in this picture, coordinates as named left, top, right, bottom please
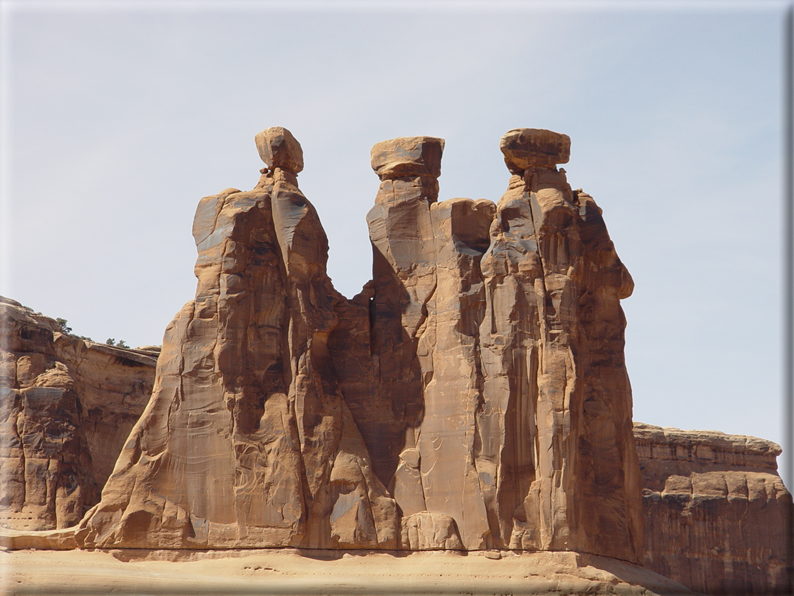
left=399, top=511, right=464, bottom=551
left=4, top=126, right=788, bottom=596
left=0, top=297, right=156, bottom=531
left=68, top=128, right=642, bottom=560
left=75, top=129, right=398, bottom=550
left=336, top=131, right=642, bottom=561
left=636, top=422, right=793, bottom=595
left=59, top=127, right=636, bottom=558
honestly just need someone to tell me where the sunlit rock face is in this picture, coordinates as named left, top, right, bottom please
left=636, top=423, right=793, bottom=595
left=75, top=127, right=637, bottom=561
left=3, top=126, right=790, bottom=594
left=340, top=130, right=643, bottom=561
left=76, top=128, right=398, bottom=550
left=0, top=298, right=156, bottom=531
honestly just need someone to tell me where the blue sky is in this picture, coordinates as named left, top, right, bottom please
left=1, top=1, right=790, bottom=483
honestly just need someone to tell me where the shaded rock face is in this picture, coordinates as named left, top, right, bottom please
left=76, top=129, right=397, bottom=550
left=0, top=298, right=156, bottom=531
left=335, top=130, right=643, bottom=561
left=636, top=423, right=793, bottom=595
left=73, top=127, right=636, bottom=560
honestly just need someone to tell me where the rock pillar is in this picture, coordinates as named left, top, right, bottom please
left=75, top=128, right=398, bottom=550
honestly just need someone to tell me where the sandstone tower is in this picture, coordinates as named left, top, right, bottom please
left=75, top=127, right=643, bottom=563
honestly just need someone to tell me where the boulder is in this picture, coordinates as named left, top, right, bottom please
left=399, top=511, right=463, bottom=550
left=499, top=128, right=570, bottom=172
left=1, top=128, right=790, bottom=594
left=254, top=126, right=304, bottom=173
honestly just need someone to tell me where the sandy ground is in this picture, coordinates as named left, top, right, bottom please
left=0, top=548, right=694, bottom=595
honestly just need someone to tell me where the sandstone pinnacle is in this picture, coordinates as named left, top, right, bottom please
left=0, top=126, right=769, bottom=596
left=2, top=127, right=790, bottom=594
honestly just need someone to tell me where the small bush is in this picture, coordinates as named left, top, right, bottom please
left=56, top=318, right=72, bottom=334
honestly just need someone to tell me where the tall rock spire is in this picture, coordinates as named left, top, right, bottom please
left=480, top=128, right=642, bottom=560
left=348, top=128, right=642, bottom=559
left=75, top=128, right=398, bottom=550
left=74, top=127, right=642, bottom=561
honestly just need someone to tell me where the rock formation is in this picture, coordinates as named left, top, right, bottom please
left=71, top=127, right=642, bottom=561
left=335, top=130, right=643, bottom=560
left=2, top=126, right=789, bottom=594
left=0, top=297, right=156, bottom=531
left=76, top=127, right=398, bottom=550
left=636, top=422, right=793, bottom=595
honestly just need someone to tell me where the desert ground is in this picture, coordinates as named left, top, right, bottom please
left=0, top=547, right=694, bottom=595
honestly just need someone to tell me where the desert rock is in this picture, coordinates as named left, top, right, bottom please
left=0, top=297, right=155, bottom=531
left=75, top=128, right=398, bottom=550
left=254, top=126, right=304, bottom=173
left=635, top=422, right=792, bottom=595
left=2, top=127, right=786, bottom=596
left=399, top=511, right=464, bottom=551
left=2, top=548, right=695, bottom=595
left=73, top=128, right=642, bottom=561
left=499, top=127, right=571, bottom=171
left=338, top=130, right=643, bottom=561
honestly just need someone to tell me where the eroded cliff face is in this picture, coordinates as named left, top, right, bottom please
left=1, top=125, right=791, bottom=592
left=0, top=298, right=156, bottom=531
left=334, top=131, right=642, bottom=561
left=2, top=127, right=790, bottom=593
left=636, top=423, right=793, bottom=595
left=75, top=128, right=397, bottom=550
left=66, top=127, right=643, bottom=559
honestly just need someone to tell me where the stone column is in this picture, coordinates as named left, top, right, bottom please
left=479, top=128, right=642, bottom=561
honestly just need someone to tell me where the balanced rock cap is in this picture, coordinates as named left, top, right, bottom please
left=255, top=126, right=304, bottom=173
left=499, top=128, right=570, bottom=172
left=371, top=136, right=445, bottom=180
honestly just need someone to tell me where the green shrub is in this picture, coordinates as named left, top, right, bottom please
left=56, top=318, right=72, bottom=334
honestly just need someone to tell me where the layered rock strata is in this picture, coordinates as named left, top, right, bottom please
left=0, top=297, right=156, bottom=531
left=636, top=423, right=793, bottom=595
left=76, top=128, right=398, bottom=550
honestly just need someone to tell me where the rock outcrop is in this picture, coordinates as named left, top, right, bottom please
left=636, top=423, right=792, bottom=595
left=0, top=297, right=156, bottom=531
left=1, top=126, right=790, bottom=594
left=0, top=128, right=793, bottom=594
left=76, top=128, right=398, bottom=550
left=336, top=131, right=642, bottom=560
left=72, top=127, right=642, bottom=560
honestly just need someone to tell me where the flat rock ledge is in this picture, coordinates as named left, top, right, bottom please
left=1, top=548, right=692, bottom=595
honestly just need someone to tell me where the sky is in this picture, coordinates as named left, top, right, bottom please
left=1, top=1, right=791, bottom=484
